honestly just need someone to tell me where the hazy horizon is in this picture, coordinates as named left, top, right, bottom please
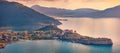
left=7, top=0, right=120, bottom=10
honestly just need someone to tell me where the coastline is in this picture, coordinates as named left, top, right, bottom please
left=0, top=25, right=113, bottom=49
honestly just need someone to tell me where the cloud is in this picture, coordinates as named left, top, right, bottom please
left=40, top=0, right=67, bottom=1
left=7, top=0, right=69, bottom=5
left=40, top=0, right=67, bottom=2
left=10, top=0, right=64, bottom=1
left=82, top=0, right=104, bottom=2
left=43, top=0, right=59, bottom=1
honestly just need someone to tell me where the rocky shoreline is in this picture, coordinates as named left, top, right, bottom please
left=0, top=25, right=113, bottom=49
left=35, top=25, right=113, bottom=46
left=59, top=37, right=113, bottom=46
left=0, top=41, right=7, bottom=49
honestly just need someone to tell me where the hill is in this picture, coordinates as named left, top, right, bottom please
left=0, top=1, right=61, bottom=30
left=32, top=5, right=120, bottom=18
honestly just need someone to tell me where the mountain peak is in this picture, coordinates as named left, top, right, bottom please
left=32, top=5, right=120, bottom=18
left=0, top=1, right=61, bottom=30
left=75, top=8, right=99, bottom=12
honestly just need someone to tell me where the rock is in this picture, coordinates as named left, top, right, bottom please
left=0, top=43, right=6, bottom=49
left=60, top=32, right=113, bottom=46
left=78, top=38, right=113, bottom=45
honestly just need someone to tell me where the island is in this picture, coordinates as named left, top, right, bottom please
left=0, top=25, right=113, bottom=49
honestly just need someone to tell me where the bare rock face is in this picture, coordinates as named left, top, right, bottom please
left=0, top=42, right=7, bottom=49
left=59, top=32, right=113, bottom=46
left=79, top=37, right=113, bottom=45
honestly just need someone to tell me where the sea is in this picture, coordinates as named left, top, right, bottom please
left=0, top=17, right=120, bottom=53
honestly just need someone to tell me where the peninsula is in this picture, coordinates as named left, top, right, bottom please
left=0, top=25, right=113, bottom=49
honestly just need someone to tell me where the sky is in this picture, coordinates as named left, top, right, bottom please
left=8, top=0, right=120, bottom=10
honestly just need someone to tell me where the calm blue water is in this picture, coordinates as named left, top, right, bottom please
left=1, top=18, right=120, bottom=53
left=0, top=40, right=117, bottom=53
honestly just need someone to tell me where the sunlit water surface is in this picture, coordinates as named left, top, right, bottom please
left=0, top=17, right=120, bottom=53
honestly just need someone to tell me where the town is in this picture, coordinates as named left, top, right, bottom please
left=0, top=25, right=113, bottom=49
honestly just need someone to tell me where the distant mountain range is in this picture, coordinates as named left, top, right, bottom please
left=32, top=5, right=120, bottom=18
left=0, top=1, right=61, bottom=30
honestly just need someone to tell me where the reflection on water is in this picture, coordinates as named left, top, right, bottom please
left=58, top=17, right=120, bottom=53
left=58, top=18, right=120, bottom=44
left=0, top=40, right=113, bottom=53
left=0, top=17, right=120, bottom=53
